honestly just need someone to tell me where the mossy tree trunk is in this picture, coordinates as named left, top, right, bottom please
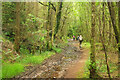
left=51, top=6, right=57, bottom=49
left=14, top=2, right=20, bottom=55
left=46, top=2, right=51, bottom=50
left=118, top=1, right=120, bottom=53
left=98, top=2, right=111, bottom=79
left=89, top=2, right=97, bottom=78
left=108, top=2, right=120, bottom=52
left=55, top=1, right=63, bottom=38
left=118, top=1, right=120, bottom=77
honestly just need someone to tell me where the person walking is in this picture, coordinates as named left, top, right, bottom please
left=79, top=35, right=83, bottom=48
left=73, top=35, right=75, bottom=41
left=77, top=36, right=79, bottom=40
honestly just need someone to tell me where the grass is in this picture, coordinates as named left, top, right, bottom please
left=77, top=57, right=90, bottom=78
left=20, top=51, right=55, bottom=64
left=83, top=57, right=90, bottom=78
left=82, top=42, right=91, bottom=48
left=2, top=51, right=56, bottom=78
left=82, top=42, right=102, bottom=48
left=52, top=47, right=62, bottom=53
left=2, top=63, right=24, bottom=78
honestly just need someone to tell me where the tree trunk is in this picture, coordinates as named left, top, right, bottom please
left=118, top=1, right=120, bottom=77
left=98, top=3, right=111, bottom=79
left=98, top=21, right=111, bottom=79
left=55, top=1, right=63, bottom=38
left=102, top=2, right=105, bottom=38
left=46, top=2, right=51, bottom=50
left=14, top=2, right=20, bottom=55
left=109, top=20, right=112, bottom=43
left=89, top=2, right=96, bottom=78
left=118, top=1, right=120, bottom=52
left=107, top=2, right=119, bottom=47
left=51, top=8, right=57, bottom=48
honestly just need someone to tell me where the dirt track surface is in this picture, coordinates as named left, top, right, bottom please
left=64, top=48, right=89, bottom=78
left=15, top=40, right=89, bottom=78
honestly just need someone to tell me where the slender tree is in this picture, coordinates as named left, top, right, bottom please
left=98, top=3, right=111, bottom=79
left=89, top=2, right=96, bottom=78
left=102, top=2, right=105, bottom=38
left=14, top=2, right=20, bottom=54
left=55, top=1, right=63, bottom=38
left=108, top=2, right=120, bottom=52
left=118, top=1, right=120, bottom=77
left=118, top=1, right=120, bottom=52
left=46, top=2, right=51, bottom=50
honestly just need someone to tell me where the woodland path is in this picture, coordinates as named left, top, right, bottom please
left=15, top=40, right=89, bottom=78
left=64, top=42, right=89, bottom=78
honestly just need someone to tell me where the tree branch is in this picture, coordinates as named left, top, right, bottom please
left=49, top=2, right=56, bottom=12
left=39, top=2, right=48, bottom=6
left=38, top=2, right=56, bottom=12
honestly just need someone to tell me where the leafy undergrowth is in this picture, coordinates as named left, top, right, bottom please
left=95, top=51, right=118, bottom=78
left=2, top=63, right=24, bottom=78
left=2, top=51, right=56, bottom=78
left=77, top=42, right=118, bottom=78
left=77, top=58, right=90, bottom=78
left=2, top=36, right=63, bottom=78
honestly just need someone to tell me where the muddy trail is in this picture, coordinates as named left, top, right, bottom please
left=15, top=40, right=89, bottom=78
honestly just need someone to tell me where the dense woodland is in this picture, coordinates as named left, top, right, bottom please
left=1, top=1, right=120, bottom=79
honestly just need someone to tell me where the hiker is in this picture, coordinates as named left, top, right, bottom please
left=79, top=35, right=83, bottom=48
left=73, top=35, right=75, bottom=41
left=77, top=36, right=79, bottom=40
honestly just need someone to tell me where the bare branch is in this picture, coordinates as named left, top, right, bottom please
left=38, top=2, right=56, bottom=12
left=49, top=2, right=56, bottom=12
left=39, top=2, right=48, bottom=6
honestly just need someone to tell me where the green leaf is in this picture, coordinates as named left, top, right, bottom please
left=41, top=37, right=44, bottom=41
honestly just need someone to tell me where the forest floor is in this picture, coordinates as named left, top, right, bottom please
left=15, top=40, right=89, bottom=78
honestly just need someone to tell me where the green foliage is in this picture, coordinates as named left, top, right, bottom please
left=2, top=2, right=16, bottom=42
left=2, top=2, right=119, bottom=78
left=86, top=57, right=91, bottom=70
left=117, top=43, right=120, bottom=47
left=77, top=57, right=90, bottom=78
left=82, top=42, right=91, bottom=48
left=98, top=64, right=107, bottom=73
left=4, top=32, right=15, bottom=42
left=2, top=51, right=55, bottom=78
left=20, top=51, right=55, bottom=64
left=2, top=2, right=16, bottom=23
left=20, top=47, right=30, bottom=54
left=109, top=63, right=118, bottom=73
left=96, top=59, right=118, bottom=74
left=52, top=47, right=62, bottom=53
left=2, top=63, right=24, bottom=78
